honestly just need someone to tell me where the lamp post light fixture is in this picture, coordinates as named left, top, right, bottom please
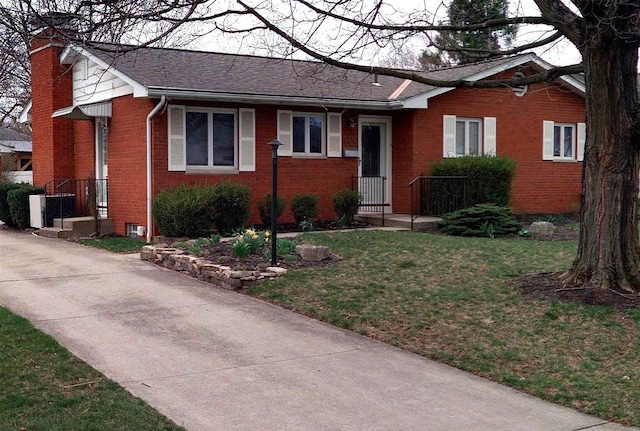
left=269, top=139, right=282, bottom=265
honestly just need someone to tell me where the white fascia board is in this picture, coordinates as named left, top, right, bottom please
left=147, top=87, right=404, bottom=110
left=18, top=100, right=32, bottom=124
left=401, top=53, right=584, bottom=108
left=60, top=44, right=149, bottom=97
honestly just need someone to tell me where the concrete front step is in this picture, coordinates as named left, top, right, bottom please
left=355, top=213, right=441, bottom=230
left=41, top=217, right=113, bottom=238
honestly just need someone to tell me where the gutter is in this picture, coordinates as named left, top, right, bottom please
left=146, top=88, right=405, bottom=110
left=145, top=96, right=167, bottom=243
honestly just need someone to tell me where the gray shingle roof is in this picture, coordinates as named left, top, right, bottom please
left=84, top=44, right=535, bottom=103
left=0, top=128, right=31, bottom=153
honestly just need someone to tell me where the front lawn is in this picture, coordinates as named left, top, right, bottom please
left=0, top=307, right=185, bottom=431
left=248, top=230, right=640, bottom=427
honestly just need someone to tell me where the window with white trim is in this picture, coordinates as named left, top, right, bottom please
left=443, top=115, right=496, bottom=157
left=292, top=112, right=325, bottom=155
left=167, top=105, right=255, bottom=172
left=543, top=121, right=585, bottom=162
left=455, top=118, right=482, bottom=156
left=186, top=109, right=237, bottom=168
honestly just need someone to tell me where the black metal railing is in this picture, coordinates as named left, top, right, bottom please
left=351, top=175, right=387, bottom=225
left=41, top=178, right=108, bottom=227
left=409, top=176, right=469, bottom=229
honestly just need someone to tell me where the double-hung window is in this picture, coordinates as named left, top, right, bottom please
left=455, top=118, right=482, bottom=156
left=186, top=109, right=236, bottom=168
left=292, top=112, right=325, bottom=155
left=443, top=115, right=496, bottom=157
left=543, top=121, right=585, bottom=161
left=167, top=105, right=256, bottom=172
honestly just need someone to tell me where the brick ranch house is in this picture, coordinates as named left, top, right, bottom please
left=27, top=35, right=586, bottom=239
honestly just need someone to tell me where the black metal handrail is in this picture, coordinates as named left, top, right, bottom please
left=40, top=178, right=108, bottom=227
left=409, top=175, right=469, bottom=230
left=351, top=175, right=387, bottom=226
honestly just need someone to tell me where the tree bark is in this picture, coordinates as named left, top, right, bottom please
left=563, top=29, right=640, bottom=292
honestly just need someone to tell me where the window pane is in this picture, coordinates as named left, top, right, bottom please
left=186, top=112, right=208, bottom=166
left=553, top=125, right=561, bottom=157
left=468, top=122, right=479, bottom=155
left=309, top=116, right=322, bottom=153
left=455, top=121, right=465, bottom=155
left=293, top=116, right=305, bottom=153
left=563, top=126, right=573, bottom=157
left=212, top=113, right=235, bottom=166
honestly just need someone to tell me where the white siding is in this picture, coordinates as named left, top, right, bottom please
left=72, top=58, right=134, bottom=104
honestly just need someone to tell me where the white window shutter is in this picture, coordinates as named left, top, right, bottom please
left=238, top=109, right=256, bottom=172
left=577, top=122, right=586, bottom=161
left=327, top=112, right=342, bottom=157
left=542, top=120, right=555, bottom=161
left=168, top=105, right=186, bottom=171
left=277, top=110, right=293, bottom=156
left=483, top=117, right=497, bottom=155
left=443, top=115, right=456, bottom=157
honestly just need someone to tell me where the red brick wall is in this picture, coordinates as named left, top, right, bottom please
left=30, top=38, right=75, bottom=185
left=392, top=75, right=586, bottom=215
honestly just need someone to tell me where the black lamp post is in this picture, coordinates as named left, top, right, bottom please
left=268, top=139, right=282, bottom=265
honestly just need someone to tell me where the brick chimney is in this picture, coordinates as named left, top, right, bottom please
left=30, top=28, right=76, bottom=185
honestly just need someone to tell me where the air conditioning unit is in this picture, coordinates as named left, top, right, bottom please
left=29, top=194, right=46, bottom=228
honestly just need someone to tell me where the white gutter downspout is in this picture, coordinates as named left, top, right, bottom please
left=145, top=96, right=167, bottom=243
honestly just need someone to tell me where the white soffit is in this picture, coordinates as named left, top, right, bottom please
left=52, top=101, right=112, bottom=120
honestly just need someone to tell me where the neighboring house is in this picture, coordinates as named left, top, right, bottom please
left=0, top=128, right=33, bottom=184
left=27, top=34, right=585, bottom=239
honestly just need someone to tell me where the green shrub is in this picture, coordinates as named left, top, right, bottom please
left=153, top=184, right=215, bottom=237
left=210, top=181, right=251, bottom=235
left=0, top=182, right=23, bottom=227
left=257, top=193, right=286, bottom=226
left=331, top=189, right=361, bottom=224
left=7, top=185, right=44, bottom=229
left=430, top=155, right=517, bottom=208
left=436, top=204, right=522, bottom=237
left=291, top=194, right=319, bottom=224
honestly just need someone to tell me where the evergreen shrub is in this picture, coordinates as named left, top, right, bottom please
left=0, top=182, right=26, bottom=227
left=291, top=194, right=319, bottom=224
left=7, top=185, right=45, bottom=229
left=153, top=184, right=215, bottom=237
left=436, top=204, right=521, bottom=237
left=430, top=155, right=517, bottom=207
left=257, top=193, right=286, bottom=226
left=331, top=189, right=361, bottom=224
left=210, top=181, right=251, bottom=234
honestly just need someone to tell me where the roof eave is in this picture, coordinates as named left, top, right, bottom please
left=146, top=87, right=404, bottom=110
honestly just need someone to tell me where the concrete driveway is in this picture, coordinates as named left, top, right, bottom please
left=0, top=228, right=636, bottom=431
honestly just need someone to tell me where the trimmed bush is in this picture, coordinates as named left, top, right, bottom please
left=0, top=182, right=25, bottom=227
left=257, top=193, right=286, bottom=226
left=210, top=181, right=251, bottom=234
left=430, top=155, right=517, bottom=207
left=436, top=204, right=522, bottom=237
left=291, top=194, right=319, bottom=224
left=153, top=184, right=215, bottom=237
left=7, top=185, right=45, bottom=229
left=331, top=189, right=360, bottom=224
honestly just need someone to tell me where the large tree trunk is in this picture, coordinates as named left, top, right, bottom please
left=563, top=33, right=640, bottom=292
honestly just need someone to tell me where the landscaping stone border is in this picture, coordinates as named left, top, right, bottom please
left=140, top=245, right=287, bottom=291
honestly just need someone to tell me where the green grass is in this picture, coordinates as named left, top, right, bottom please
left=0, top=307, right=184, bottom=430
left=248, top=230, right=640, bottom=427
left=79, top=236, right=147, bottom=253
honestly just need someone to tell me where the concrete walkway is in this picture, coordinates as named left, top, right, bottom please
left=0, top=229, right=636, bottom=431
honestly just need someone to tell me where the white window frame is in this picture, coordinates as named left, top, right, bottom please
left=543, top=121, right=585, bottom=162
left=443, top=115, right=496, bottom=158
left=292, top=112, right=326, bottom=156
left=185, top=107, right=238, bottom=170
left=455, top=118, right=483, bottom=156
left=553, top=123, right=575, bottom=160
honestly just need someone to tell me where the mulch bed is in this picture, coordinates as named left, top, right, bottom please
left=515, top=272, right=640, bottom=311
left=204, top=240, right=342, bottom=271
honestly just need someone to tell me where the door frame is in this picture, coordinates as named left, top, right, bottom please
left=94, top=117, right=109, bottom=216
left=358, top=115, right=392, bottom=211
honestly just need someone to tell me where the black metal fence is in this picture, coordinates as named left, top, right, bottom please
left=41, top=178, right=108, bottom=227
left=409, top=176, right=469, bottom=218
left=351, top=175, right=387, bottom=224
